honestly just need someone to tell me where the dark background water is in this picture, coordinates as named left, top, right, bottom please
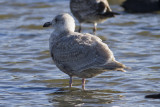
left=0, top=0, right=160, bottom=106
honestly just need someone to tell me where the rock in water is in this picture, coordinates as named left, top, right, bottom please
left=122, top=0, right=160, bottom=13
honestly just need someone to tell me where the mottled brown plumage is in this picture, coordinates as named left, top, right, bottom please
left=43, top=13, right=126, bottom=90
left=70, top=0, right=119, bottom=34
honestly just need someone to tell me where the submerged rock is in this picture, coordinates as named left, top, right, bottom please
left=145, top=93, right=160, bottom=99
left=122, top=0, right=160, bottom=13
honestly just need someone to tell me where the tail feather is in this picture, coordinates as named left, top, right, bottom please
left=102, top=11, right=120, bottom=17
left=104, top=61, right=130, bottom=72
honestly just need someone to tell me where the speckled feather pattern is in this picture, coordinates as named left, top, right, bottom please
left=48, top=13, right=125, bottom=78
left=70, top=0, right=113, bottom=23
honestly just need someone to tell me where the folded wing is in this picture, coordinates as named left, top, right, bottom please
left=51, top=33, right=115, bottom=72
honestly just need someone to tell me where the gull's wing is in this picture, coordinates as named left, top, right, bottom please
left=51, top=32, right=115, bottom=72
left=97, top=0, right=112, bottom=13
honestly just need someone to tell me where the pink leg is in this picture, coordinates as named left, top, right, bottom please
left=93, top=23, right=97, bottom=34
left=82, top=78, right=86, bottom=90
left=69, top=76, right=72, bottom=88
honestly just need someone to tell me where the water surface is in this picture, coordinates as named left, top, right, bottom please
left=0, top=0, right=160, bottom=107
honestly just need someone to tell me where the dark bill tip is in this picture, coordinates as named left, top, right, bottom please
left=43, top=22, right=52, bottom=27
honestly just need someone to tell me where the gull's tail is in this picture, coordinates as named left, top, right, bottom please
left=103, top=11, right=120, bottom=17
left=98, top=11, right=120, bottom=19
left=104, top=60, right=130, bottom=72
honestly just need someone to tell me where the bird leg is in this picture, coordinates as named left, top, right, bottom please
left=78, top=23, right=82, bottom=33
left=82, top=78, right=86, bottom=90
left=69, top=76, right=72, bottom=88
left=93, top=23, right=97, bottom=34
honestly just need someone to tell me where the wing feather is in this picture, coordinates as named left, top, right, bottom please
left=51, top=33, right=114, bottom=72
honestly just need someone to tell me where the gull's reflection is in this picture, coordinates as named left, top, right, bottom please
left=47, top=87, right=124, bottom=106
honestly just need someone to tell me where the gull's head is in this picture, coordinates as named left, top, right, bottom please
left=43, top=13, right=75, bottom=32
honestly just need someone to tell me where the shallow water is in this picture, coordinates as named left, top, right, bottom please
left=0, top=0, right=160, bottom=107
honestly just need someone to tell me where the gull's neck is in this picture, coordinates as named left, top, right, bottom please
left=54, top=23, right=75, bottom=34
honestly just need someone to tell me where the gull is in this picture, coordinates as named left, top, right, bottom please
left=43, top=13, right=126, bottom=90
left=70, top=0, right=119, bottom=34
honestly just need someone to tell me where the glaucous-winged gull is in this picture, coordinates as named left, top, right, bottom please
left=70, top=0, right=119, bottom=34
left=43, top=13, right=126, bottom=90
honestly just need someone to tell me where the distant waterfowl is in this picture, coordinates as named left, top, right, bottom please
left=122, top=0, right=160, bottom=13
left=43, top=13, right=126, bottom=90
left=70, top=0, right=119, bottom=34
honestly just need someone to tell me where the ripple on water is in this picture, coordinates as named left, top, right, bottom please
left=137, top=31, right=160, bottom=38
left=0, top=14, right=17, bottom=20
left=29, top=2, right=53, bottom=8
left=25, top=16, right=44, bottom=20
left=47, top=88, right=124, bottom=106
left=17, top=24, right=44, bottom=30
